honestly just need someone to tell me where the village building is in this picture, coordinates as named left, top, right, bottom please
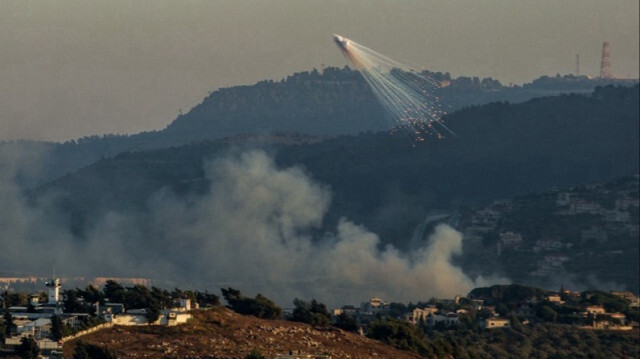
left=332, top=305, right=358, bottom=317
left=547, top=294, right=565, bottom=304
left=615, top=196, right=639, bottom=210
left=424, top=313, right=459, bottom=328
left=360, top=297, right=389, bottom=315
left=569, top=200, right=601, bottom=215
left=405, top=306, right=439, bottom=325
left=484, top=317, right=510, bottom=329
left=611, top=291, right=640, bottom=307
left=556, top=192, right=574, bottom=206
left=584, top=306, right=606, bottom=315
left=471, top=299, right=485, bottom=310
left=534, top=238, right=566, bottom=252
left=604, top=210, right=630, bottom=222
left=581, top=226, right=608, bottom=244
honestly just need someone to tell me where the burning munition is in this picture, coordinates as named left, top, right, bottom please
left=332, top=34, right=454, bottom=142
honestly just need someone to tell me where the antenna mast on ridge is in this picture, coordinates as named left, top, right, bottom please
left=600, top=42, right=612, bottom=79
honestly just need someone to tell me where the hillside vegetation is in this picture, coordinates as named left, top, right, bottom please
left=34, top=85, right=639, bottom=247
left=4, top=68, right=635, bottom=186
left=62, top=307, right=422, bottom=359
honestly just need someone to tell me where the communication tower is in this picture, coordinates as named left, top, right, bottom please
left=575, top=54, right=580, bottom=76
left=600, top=42, right=612, bottom=79
left=46, top=278, right=61, bottom=304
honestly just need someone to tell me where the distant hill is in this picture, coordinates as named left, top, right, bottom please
left=4, top=68, right=636, bottom=186
left=33, top=85, right=639, bottom=249
left=164, top=68, right=638, bottom=144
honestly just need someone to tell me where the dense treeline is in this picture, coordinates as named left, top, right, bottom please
left=396, top=322, right=640, bottom=359
left=221, top=288, right=282, bottom=320
left=6, top=67, right=634, bottom=189
left=289, top=298, right=332, bottom=327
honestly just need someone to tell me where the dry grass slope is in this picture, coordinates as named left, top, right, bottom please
left=62, top=308, right=422, bottom=359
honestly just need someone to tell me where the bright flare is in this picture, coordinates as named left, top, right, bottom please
left=333, top=34, right=454, bottom=142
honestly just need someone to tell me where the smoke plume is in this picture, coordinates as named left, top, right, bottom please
left=1, top=148, right=507, bottom=306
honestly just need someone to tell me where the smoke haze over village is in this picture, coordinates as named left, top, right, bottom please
left=0, top=147, right=508, bottom=306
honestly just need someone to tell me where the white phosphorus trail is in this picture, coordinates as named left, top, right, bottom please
left=333, top=34, right=454, bottom=142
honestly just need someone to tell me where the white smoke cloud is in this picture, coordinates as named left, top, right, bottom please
left=137, top=150, right=507, bottom=305
left=0, top=148, right=508, bottom=306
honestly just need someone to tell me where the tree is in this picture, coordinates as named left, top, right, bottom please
left=3, top=310, right=15, bottom=337
left=82, top=285, right=104, bottom=305
left=536, top=305, right=558, bottom=323
left=64, top=289, right=89, bottom=313
left=221, top=288, right=281, bottom=319
left=146, top=302, right=161, bottom=324
left=245, top=348, right=265, bottom=359
left=252, top=294, right=282, bottom=320
left=150, top=287, right=172, bottom=309
left=367, top=318, right=433, bottom=356
left=73, top=340, right=118, bottom=359
left=0, top=316, right=5, bottom=342
left=333, top=312, right=358, bottom=332
left=509, top=314, right=524, bottom=331
left=103, top=280, right=125, bottom=304
left=16, top=336, right=39, bottom=359
left=2, top=291, right=28, bottom=307
left=195, top=291, right=220, bottom=307
left=221, top=287, right=242, bottom=305
left=51, top=315, right=64, bottom=341
left=124, top=285, right=153, bottom=309
left=26, top=303, right=36, bottom=313
left=290, top=298, right=331, bottom=327
left=72, top=340, right=90, bottom=359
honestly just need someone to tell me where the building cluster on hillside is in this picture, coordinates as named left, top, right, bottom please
left=461, top=177, right=639, bottom=279
left=1, top=278, right=192, bottom=356
left=331, top=288, right=639, bottom=334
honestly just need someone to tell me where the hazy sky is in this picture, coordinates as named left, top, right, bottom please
left=1, top=0, right=638, bottom=142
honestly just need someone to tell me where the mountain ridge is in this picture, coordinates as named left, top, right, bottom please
left=2, top=68, right=636, bottom=187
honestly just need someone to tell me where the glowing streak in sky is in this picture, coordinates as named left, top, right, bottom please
left=333, top=34, right=454, bottom=142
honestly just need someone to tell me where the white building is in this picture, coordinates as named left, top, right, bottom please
left=110, top=310, right=192, bottom=326
left=178, top=298, right=191, bottom=311
left=405, top=307, right=438, bottom=325
left=45, top=278, right=61, bottom=304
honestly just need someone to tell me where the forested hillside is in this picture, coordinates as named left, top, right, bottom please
left=33, top=85, right=639, bottom=249
left=3, top=68, right=635, bottom=186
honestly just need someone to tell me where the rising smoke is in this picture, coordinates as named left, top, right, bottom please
left=1, top=147, right=507, bottom=306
